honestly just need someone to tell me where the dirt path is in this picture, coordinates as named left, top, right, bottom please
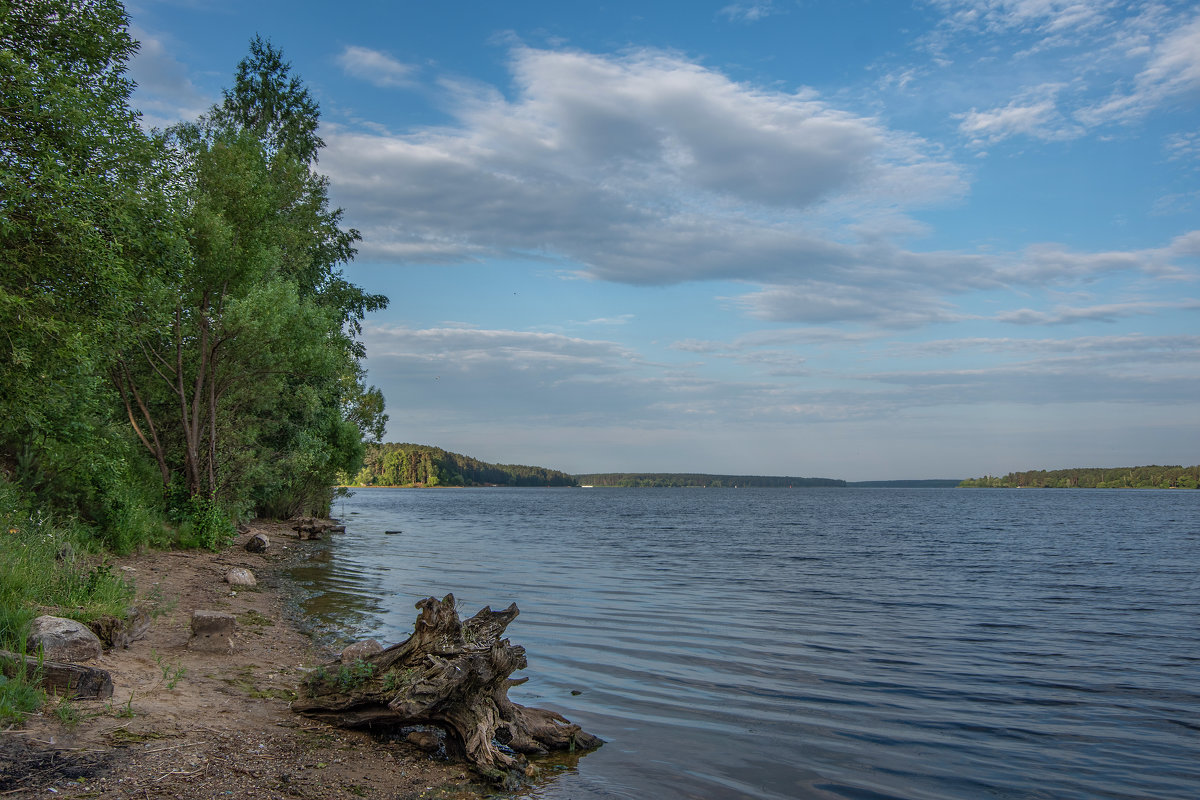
left=0, top=522, right=485, bottom=799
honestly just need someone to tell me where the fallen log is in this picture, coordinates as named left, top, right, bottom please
left=0, top=650, right=114, bottom=700
left=292, top=594, right=602, bottom=787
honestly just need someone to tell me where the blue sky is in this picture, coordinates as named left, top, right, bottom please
left=126, top=0, right=1200, bottom=480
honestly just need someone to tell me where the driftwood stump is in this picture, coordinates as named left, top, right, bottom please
left=292, top=594, right=602, bottom=786
left=0, top=650, right=114, bottom=700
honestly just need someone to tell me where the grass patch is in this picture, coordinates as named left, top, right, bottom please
left=0, top=668, right=43, bottom=725
left=106, top=726, right=171, bottom=745
left=238, top=609, right=275, bottom=628
left=0, top=481, right=137, bottom=726
left=0, top=493, right=134, bottom=650
left=221, top=665, right=298, bottom=701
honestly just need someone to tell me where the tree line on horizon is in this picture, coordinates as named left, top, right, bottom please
left=2, top=2, right=386, bottom=551
left=574, top=473, right=846, bottom=488
left=958, top=465, right=1200, bottom=489
left=351, top=444, right=578, bottom=488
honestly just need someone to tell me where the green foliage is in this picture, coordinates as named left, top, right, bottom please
left=152, top=650, right=186, bottom=689
left=0, top=0, right=169, bottom=548
left=51, top=694, right=82, bottom=727
left=354, top=443, right=578, bottom=488
left=0, top=478, right=135, bottom=651
left=574, top=473, right=845, bottom=488
left=0, top=669, right=44, bottom=726
left=112, top=36, right=388, bottom=521
left=5, top=7, right=388, bottom=547
left=335, top=659, right=375, bottom=690
left=171, top=494, right=233, bottom=551
left=959, top=465, right=1200, bottom=489
left=303, top=659, right=376, bottom=693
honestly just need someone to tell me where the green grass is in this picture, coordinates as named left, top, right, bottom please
left=0, top=480, right=137, bottom=724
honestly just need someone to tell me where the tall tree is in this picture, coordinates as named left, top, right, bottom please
left=0, top=0, right=163, bottom=531
left=113, top=38, right=388, bottom=519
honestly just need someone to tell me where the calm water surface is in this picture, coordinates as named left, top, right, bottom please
left=291, top=488, right=1200, bottom=799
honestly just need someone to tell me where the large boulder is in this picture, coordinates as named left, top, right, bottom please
left=244, top=533, right=269, bottom=553
left=27, top=615, right=103, bottom=663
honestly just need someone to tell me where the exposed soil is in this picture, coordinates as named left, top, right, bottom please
left=0, top=522, right=488, bottom=799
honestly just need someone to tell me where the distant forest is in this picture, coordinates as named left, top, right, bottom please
left=351, top=444, right=577, bottom=487
left=846, top=480, right=962, bottom=488
left=959, top=465, right=1200, bottom=489
left=573, top=473, right=845, bottom=488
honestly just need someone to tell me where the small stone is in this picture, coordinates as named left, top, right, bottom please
left=244, top=533, right=269, bottom=553
left=341, top=639, right=383, bottom=663
left=28, top=616, right=103, bottom=662
left=405, top=730, right=441, bottom=752
left=189, top=610, right=236, bottom=652
left=225, top=567, right=257, bottom=587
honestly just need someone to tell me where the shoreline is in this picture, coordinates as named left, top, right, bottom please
left=0, top=521, right=485, bottom=799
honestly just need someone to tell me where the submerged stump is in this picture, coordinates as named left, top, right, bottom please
left=292, top=594, right=602, bottom=786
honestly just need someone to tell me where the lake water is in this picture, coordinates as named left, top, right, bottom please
left=290, top=487, right=1200, bottom=800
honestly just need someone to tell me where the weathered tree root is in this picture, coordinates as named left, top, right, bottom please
left=292, top=594, right=602, bottom=787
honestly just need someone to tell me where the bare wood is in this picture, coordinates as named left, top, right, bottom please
left=293, top=594, right=601, bottom=787
left=0, top=651, right=114, bottom=700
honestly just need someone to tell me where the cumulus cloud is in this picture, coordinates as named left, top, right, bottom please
left=337, top=45, right=418, bottom=88
left=319, top=44, right=1197, bottom=329
left=322, top=46, right=964, bottom=286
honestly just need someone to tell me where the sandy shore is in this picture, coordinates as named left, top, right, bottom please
left=0, top=522, right=485, bottom=799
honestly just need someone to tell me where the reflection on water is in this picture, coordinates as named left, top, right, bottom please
left=293, top=487, right=1200, bottom=800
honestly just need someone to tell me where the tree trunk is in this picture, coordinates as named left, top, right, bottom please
left=292, top=594, right=602, bottom=787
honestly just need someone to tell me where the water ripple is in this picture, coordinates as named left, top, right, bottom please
left=307, top=487, right=1200, bottom=800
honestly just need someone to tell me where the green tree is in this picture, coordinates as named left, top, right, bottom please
left=1, top=0, right=166, bottom=546
left=112, top=39, right=388, bottom=521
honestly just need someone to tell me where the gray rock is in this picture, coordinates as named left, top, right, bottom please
left=405, top=730, right=441, bottom=752
left=189, top=610, right=236, bottom=652
left=244, top=533, right=269, bottom=553
left=341, top=639, right=383, bottom=663
left=225, top=567, right=257, bottom=587
left=28, top=615, right=103, bottom=663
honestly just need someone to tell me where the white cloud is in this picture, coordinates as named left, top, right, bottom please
left=321, top=46, right=973, bottom=315
left=1080, top=14, right=1200, bottom=125
left=128, top=27, right=211, bottom=128
left=1165, top=131, right=1200, bottom=163
left=994, top=300, right=1200, bottom=325
left=319, top=44, right=1198, bottom=329
left=1000, top=234, right=1200, bottom=283
left=719, top=2, right=777, bottom=23
left=956, top=84, right=1081, bottom=145
left=337, top=45, right=418, bottom=88
left=922, top=4, right=1200, bottom=144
